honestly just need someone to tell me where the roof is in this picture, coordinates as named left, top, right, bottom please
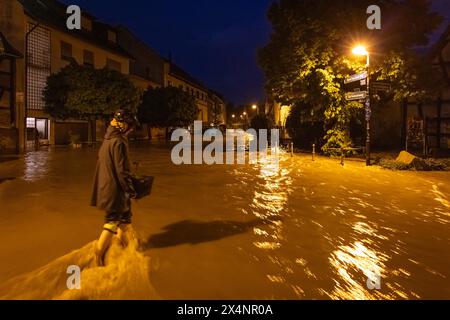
left=168, top=60, right=207, bottom=89
left=0, top=33, right=23, bottom=58
left=117, top=25, right=162, bottom=59
left=167, top=60, right=225, bottom=101
left=18, top=0, right=133, bottom=59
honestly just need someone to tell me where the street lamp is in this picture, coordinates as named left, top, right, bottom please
left=353, top=45, right=371, bottom=166
left=252, top=104, right=259, bottom=116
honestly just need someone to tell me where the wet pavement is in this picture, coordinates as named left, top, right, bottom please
left=0, top=143, right=449, bottom=299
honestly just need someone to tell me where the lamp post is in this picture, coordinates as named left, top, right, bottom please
left=352, top=45, right=371, bottom=166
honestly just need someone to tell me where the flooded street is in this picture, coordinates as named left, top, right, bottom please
left=0, top=144, right=449, bottom=300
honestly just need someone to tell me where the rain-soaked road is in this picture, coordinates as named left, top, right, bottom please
left=0, top=143, right=449, bottom=299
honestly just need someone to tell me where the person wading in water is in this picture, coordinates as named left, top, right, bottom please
left=91, top=110, right=138, bottom=267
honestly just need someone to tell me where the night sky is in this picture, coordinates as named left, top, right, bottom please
left=62, top=0, right=450, bottom=106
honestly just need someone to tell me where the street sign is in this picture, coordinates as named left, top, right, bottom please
left=344, top=72, right=368, bottom=84
left=371, top=81, right=391, bottom=92
left=346, top=91, right=367, bottom=101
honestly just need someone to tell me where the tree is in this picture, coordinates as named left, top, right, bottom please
left=43, top=63, right=141, bottom=142
left=209, top=95, right=224, bottom=126
left=258, top=0, right=443, bottom=151
left=250, top=114, right=273, bottom=131
left=138, top=87, right=198, bottom=137
left=285, top=102, right=325, bottom=150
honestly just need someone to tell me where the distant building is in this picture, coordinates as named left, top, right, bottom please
left=119, top=26, right=227, bottom=135
left=116, top=25, right=164, bottom=90
left=0, top=0, right=227, bottom=152
left=164, top=60, right=226, bottom=127
left=0, top=0, right=133, bottom=151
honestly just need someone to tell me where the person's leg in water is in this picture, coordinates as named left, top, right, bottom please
left=95, top=212, right=121, bottom=267
left=95, top=228, right=115, bottom=267
left=117, top=211, right=133, bottom=248
left=117, top=224, right=130, bottom=248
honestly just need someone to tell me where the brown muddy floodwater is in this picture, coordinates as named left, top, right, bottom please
left=0, top=143, right=449, bottom=300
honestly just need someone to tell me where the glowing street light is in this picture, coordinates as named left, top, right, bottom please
left=352, top=44, right=371, bottom=166
left=252, top=104, right=257, bottom=110
left=352, top=45, right=368, bottom=56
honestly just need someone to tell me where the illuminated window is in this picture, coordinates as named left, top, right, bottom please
left=27, top=118, right=35, bottom=128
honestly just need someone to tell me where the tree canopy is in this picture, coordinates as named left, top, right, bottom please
left=43, top=63, right=141, bottom=120
left=138, top=86, right=198, bottom=128
left=258, top=0, right=443, bottom=150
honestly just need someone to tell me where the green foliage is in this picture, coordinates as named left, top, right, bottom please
left=258, top=0, right=443, bottom=150
left=138, top=87, right=198, bottom=128
left=44, top=63, right=141, bottom=120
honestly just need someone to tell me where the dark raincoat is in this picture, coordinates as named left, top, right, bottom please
left=90, top=126, right=136, bottom=214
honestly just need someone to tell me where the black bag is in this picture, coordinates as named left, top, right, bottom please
left=131, top=175, right=154, bottom=200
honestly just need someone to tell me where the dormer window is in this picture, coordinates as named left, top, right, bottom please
left=108, top=30, right=117, bottom=43
left=81, top=17, right=92, bottom=31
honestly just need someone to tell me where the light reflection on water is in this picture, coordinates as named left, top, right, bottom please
left=23, top=151, right=50, bottom=182
left=2, top=145, right=450, bottom=299
left=226, top=150, right=450, bottom=299
left=251, top=155, right=292, bottom=257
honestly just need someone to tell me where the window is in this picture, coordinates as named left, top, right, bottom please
left=179, top=84, right=183, bottom=90
left=60, top=41, right=72, bottom=61
left=26, top=118, right=36, bottom=128
left=108, top=30, right=117, bottom=43
left=83, top=50, right=94, bottom=67
left=106, top=58, right=121, bottom=72
left=145, top=67, right=151, bottom=79
left=197, top=91, right=200, bottom=99
left=168, top=81, right=172, bottom=87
